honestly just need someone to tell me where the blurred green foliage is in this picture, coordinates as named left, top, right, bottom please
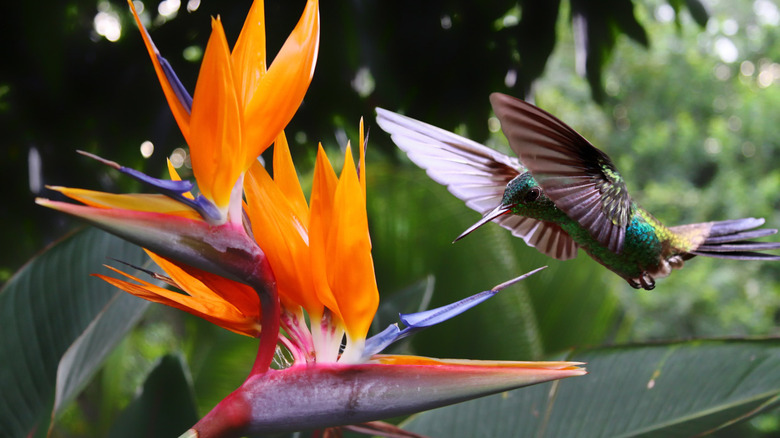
left=3, top=0, right=780, bottom=436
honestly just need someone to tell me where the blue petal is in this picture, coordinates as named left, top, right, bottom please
left=119, top=164, right=194, bottom=194
left=78, top=151, right=222, bottom=223
left=362, top=267, right=547, bottom=359
left=158, top=54, right=193, bottom=113
left=136, top=19, right=193, bottom=113
left=363, top=324, right=401, bottom=358
left=400, top=289, right=498, bottom=328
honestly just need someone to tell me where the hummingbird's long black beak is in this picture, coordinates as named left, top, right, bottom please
left=453, top=203, right=514, bottom=243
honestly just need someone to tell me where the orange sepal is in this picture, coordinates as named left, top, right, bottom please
left=95, top=265, right=261, bottom=337
left=145, top=251, right=261, bottom=321
left=327, top=145, right=378, bottom=340
left=272, top=132, right=309, bottom=223
left=231, top=0, right=267, bottom=107
left=244, top=158, right=321, bottom=315
left=189, top=17, right=243, bottom=212
left=308, top=144, right=341, bottom=319
left=241, top=0, right=319, bottom=169
left=166, top=159, right=195, bottom=200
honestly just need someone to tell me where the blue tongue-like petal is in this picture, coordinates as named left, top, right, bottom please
left=132, top=8, right=194, bottom=113
left=77, top=150, right=222, bottom=222
left=157, top=53, right=193, bottom=113
left=362, top=266, right=547, bottom=360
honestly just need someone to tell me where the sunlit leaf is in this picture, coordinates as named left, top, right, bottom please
left=53, top=291, right=150, bottom=419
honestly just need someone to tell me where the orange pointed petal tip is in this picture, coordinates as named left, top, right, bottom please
left=371, top=354, right=587, bottom=372
left=127, top=0, right=192, bottom=143
left=308, top=141, right=377, bottom=345
left=271, top=132, right=309, bottom=223
left=327, top=144, right=378, bottom=342
left=243, top=157, right=321, bottom=315
left=144, top=250, right=261, bottom=321
left=166, top=159, right=195, bottom=200
left=241, top=0, right=320, bottom=170
left=308, top=144, right=341, bottom=316
left=231, top=0, right=268, bottom=106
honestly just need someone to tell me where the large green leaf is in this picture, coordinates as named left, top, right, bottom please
left=0, top=227, right=149, bottom=438
left=402, top=339, right=780, bottom=437
left=53, top=291, right=149, bottom=418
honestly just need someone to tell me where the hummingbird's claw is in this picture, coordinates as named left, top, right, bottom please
left=627, top=272, right=656, bottom=290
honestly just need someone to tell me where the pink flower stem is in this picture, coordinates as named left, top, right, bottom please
left=244, top=256, right=281, bottom=376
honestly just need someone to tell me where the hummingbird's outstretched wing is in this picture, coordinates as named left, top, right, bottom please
left=376, top=108, right=520, bottom=213
left=376, top=108, right=579, bottom=260
left=490, top=93, right=632, bottom=254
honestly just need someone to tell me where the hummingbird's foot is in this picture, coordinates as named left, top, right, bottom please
left=627, top=273, right=656, bottom=290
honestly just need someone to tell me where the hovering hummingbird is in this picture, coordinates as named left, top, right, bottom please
left=375, top=93, right=780, bottom=290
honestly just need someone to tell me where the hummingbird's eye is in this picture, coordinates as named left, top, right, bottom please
left=524, top=187, right=541, bottom=203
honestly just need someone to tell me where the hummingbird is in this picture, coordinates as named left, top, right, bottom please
left=375, top=93, right=780, bottom=290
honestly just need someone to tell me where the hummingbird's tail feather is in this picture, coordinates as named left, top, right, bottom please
left=672, top=218, right=780, bottom=260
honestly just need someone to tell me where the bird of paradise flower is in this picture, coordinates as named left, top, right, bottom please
left=36, top=0, right=586, bottom=436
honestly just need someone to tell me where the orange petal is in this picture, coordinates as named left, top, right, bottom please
left=327, top=145, right=378, bottom=340
left=128, top=0, right=191, bottom=144
left=145, top=250, right=260, bottom=319
left=167, top=159, right=195, bottom=200
left=241, top=0, right=319, bottom=169
left=244, top=160, right=321, bottom=315
left=95, top=267, right=260, bottom=337
left=272, top=132, right=309, bottom=224
left=372, top=355, right=586, bottom=369
left=231, top=0, right=267, bottom=107
left=189, top=17, right=243, bottom=212
left=309, top=144, right=341, bottom=318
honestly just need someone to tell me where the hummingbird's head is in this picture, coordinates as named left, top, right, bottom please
left=501, top=172, right=561, bottom=220
left=454, top=172, right=557, bottom=242
left=502, top=173, right=544, bottom=206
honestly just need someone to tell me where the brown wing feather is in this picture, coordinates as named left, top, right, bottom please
left=490, top=93, right=632, bottom=254
left=376, top=107, right=579, bottom=260
left=495, top=214, right=578, bottom=260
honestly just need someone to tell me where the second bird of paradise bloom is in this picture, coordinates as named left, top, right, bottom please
left=36, top=0, right=586, bottom=436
